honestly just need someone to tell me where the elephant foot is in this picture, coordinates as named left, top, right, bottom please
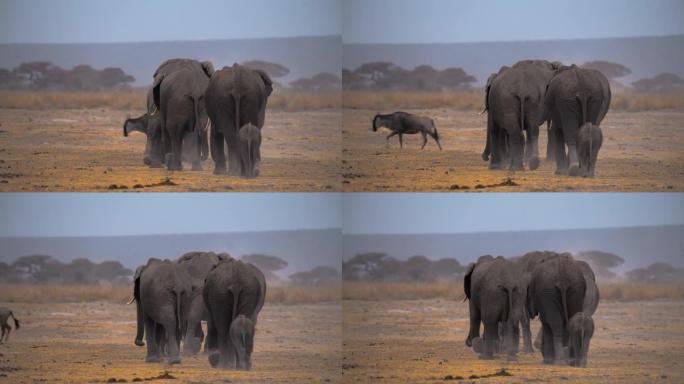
left=529, top=157, right=540, bottom=170
left=506, top=354, right=518, bottom=362
left=522, top=346, right=534, bottom=354
left=208, top=352, right=220, bottom=367
left=471, top=337, right=483, bottom=354
left=148, top=163, right=163, bottom=169
left=554, top=168, right=568, bottom=176
left=134, top=339, right=145, bottom=347
left=543, top=358, right=554, bottom=365
left=213, top=167, right=227, bottom=175
left=568, top=163, right=579, bottom=176
left=488, top=162, right=502, bottom=170
left=482, top=153, right=490, bottom=161
left=191, top=163, right=203, bottom=171
left=145, top=355, right=160, bottom=363
left=478, top=354, right=495, bottom=360
left=167, top=356, right=181, bottom=365
left=554, top=358, right=568, bottom=366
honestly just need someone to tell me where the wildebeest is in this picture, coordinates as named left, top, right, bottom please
left=0, top=307, right=20, bottom=343
left=372, top=112, right=442, bottom=150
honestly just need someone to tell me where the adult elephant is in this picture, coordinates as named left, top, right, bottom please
left=464, top=255, right=524, bottom=360
left=528, top=254, right=586, bottom=365
left=205, top=63, right=273, bottom=177
left=544, top=65, right=611, bottom=176
left=483, top=60, right=560, bottom=170
left=131, top=258, right=193, bottom=364
left=203, top=259, right=266, bottom=370
left=124, top=88, right=209, bottom=167
left=176, top=251, right=231, bottom=355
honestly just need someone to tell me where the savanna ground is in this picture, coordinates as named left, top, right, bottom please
left=0, top=284, right=341, bottom=383
left=0, top=90, right=341, bottom=192
left=342, top=91, right=684, bottom=191
left=342, top=282, right=684, bottom=383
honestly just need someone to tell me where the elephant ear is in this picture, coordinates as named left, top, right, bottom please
left=152, top=74, right=165, bottom=111
left=463, top=263, right=476, bottom=301
left=201, top=61, right=215, bottom=77
left=254, top=69, right=273, bottom=96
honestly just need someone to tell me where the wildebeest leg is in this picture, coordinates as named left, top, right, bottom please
left=421, top=132, right=427, bottom=150
left=0, top=325, right=6, bottom=342
left=211, top=126, right=227, bottom=175
left=399, top=134, right=403, bottom=149
left=385, top=132, right=398, bottom=148
left=3, top=325, right=9, bottom=342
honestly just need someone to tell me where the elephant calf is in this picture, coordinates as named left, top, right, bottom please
left=577, top=123, right=603, bottom=178
left=568, top=312, right=594, bottom=367
left=0, top=307, right=20, bottom=343
left=372, top=112, right=442, bottom=150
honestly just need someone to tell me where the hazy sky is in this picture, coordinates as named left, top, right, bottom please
left=0, top=193, right=342, bottom=237
left=0, top=0, right=341, bottom=44
left=343, top=193, right=684, bottom=234
left=343, top=0, right=684, bottom=44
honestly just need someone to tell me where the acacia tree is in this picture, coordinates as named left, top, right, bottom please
left=581, top=61, right=631, bottom=80
left=241, top=60, right=290, bottom=78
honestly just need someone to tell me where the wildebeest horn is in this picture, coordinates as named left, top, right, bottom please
left=126, top=296, right=135, bottom=304
left=478, top=107, right=487, bottom=115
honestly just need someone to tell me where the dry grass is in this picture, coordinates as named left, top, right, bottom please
left=0, top=90, right=340, bottom=111
left=343, top=90, right=684, bottom=112
left=343, top=281, right=684, bottom=301
left=0, top=283, right=341, bottom=304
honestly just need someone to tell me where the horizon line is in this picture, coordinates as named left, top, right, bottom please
left=0, top=34, right=341, bottom=46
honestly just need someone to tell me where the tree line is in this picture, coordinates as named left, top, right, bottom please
left=343, top=250, right=684, bottom=283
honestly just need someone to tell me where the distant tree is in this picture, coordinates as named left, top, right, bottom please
left=96, top=67, right=135, bottom=89
left=632, top=72, right=684, bottom=92
left=345, top=62, right=477, bottom=91
left=289, top=72, right=341, bottom=91
left=625, top=262, right=684, bottom=283
left=343, top=253, right=465, bottom=282
left=289, top=266, right=340, bottom=285
left=575, top=251, right=625, bottom=279
left=241, top=254, right=288, bottom=271
left=241, top=60, right=290, bottom=78
left=581, top=61, right=631, bottom=80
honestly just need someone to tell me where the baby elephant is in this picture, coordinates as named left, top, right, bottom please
left=372, top=112, right=442, bottom=150
left=568, top=312, right=594, bottom=367
left=577, top=122, right=603, bottom=178
left=0, top=307, right=20, bottom=343
left=238, top=123, right=261, bottom=178
left=230, top=314, right=255, bottom=370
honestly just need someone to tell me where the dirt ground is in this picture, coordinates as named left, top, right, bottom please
left=342, top=299, right=684, bottom=383
left=0, top=108, right=340, bottom=191
left=342, top=109, right=684, bottom=191
left=0, top=301, right=341, bottom=383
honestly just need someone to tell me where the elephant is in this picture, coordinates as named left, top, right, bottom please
left=544, top=65, right=611, bottom=176
left=132, top=258, right=194, bottom=364
left=372, top=111, right=442, bottom=150
left=0, top=307, right=20, bottom=343
left=203, top=259, right=267, bottom=370
left=528, top=254, right=586, bottom=365
left=237, top=123, right=262, bottom=178
left=464, top=255, right=524, bottom=360
left=205, top=63, right=273, bottom=177
left=124, top=88, right=209, bottom=167
left=176, top=251, right=232, bottom=355
left=152, top=66, right=211, bottom=171
left=567, top=312, right=594, bottom=367
left=483, top=60, right=561, bottom=170
left=577, top=122, right=603, bottom=177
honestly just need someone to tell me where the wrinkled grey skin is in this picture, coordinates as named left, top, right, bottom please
left=205, top=63, right=273, bottom=176
left=237, top=123, right=261, bottom=178
left=483, top=60, right=561, bottom=170
left=577, top=122, right=603, bottom=178
left=204, top=259, right=266, bottom=370
left=153, top=66, right=210, bottom=171
left=529, top=255, right=586, bottom=365
left=176, top=251, right=232, bottom=356
left=464, top=255, right=524, bottom=360
left=372, top=111, right=442, bottom=150
left=0, top=307, right=20, bottom=343
left=229, top=314, right=255, bottom=370
left=544, top=65, right=611, bottom=176
left=124, top=88, right=209, bottom=167
left=133, top=258, right=193, bottom=364
left=567, top=312, right=594, bottom=367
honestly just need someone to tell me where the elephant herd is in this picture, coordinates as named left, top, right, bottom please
left=371, top=59, right=610, bottom=178
left=123, top=59, right=273, bottom=178
left=130, top=251, right=266, bottom=370
left=464, top=251, right=599, bottom=367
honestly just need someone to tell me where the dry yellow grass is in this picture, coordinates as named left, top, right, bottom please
left=0, top=90, right=340, bottom=111
left=343, top=90, right=684, bottom=112
left=0, top=283, right=341, bottom=304
left=343, top=281, right=684, bottom=301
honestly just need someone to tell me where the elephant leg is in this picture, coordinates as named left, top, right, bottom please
left=550, top=322, right=567, bottom=365
left=480, top=323, right=497, bottom=360
left=553, top=122, right=568, bottom=175
left=167, top=127, right=183, bottom=171
left=162, top=320, right=181, bottom=364
left=211, top=126, right=227, bottom=175
left=526, top=125, right=540, bottom=170
left=508, top=131, right=524, bottom=170
left=183, top=299, right=205, bottom=356
left=505, top=320, right=520, bottom=360
left=521, top=315, right=533, bottom=353
left=420, top=132, right=427, bottom=150
left=205, top=318, right=217, bottom=354
left=226, top=134, right=242, bottom=176
left=210, top=306, right=235, bottom=368
left=489, top=120, right=503, bottom=169
left=465, top=300, right=481, bottom=347
left=144, top=316, right=160, bottom=363
left=546, top=121, right=555, bottom=161
left=559, top=112, right=580, bottom=176
left=541, top=322, right=554, bottom=364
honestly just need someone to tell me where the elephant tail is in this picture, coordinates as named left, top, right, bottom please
left=503, top=286, right=514, bottom=323
left=175, top=290, right=183, bottom=342
left=231, top=285, right=241, bottom=324
left=576, top=95, right=589, bottom=125
left=518, top=95, right=526, bottom=133
left=232, top=65, right=242, bottom=134
left=9, top=311, right=19, bottom=329
left=557, top=284, right=570, bottom=325
left=187, top=94, right=204, bottom=160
